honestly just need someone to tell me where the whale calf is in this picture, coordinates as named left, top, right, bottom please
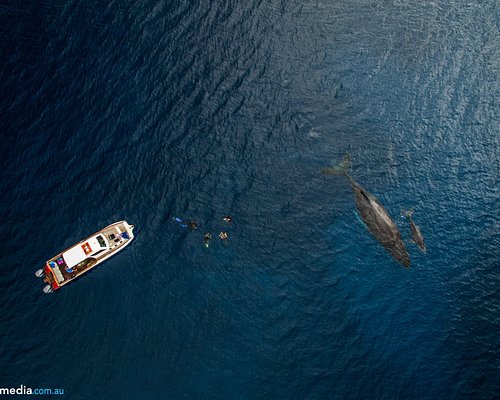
left=402, top=209, right=426, bottom=253
left=321, top=154, right=410, bottom=267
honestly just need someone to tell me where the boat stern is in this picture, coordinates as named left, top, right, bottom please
left=43, top=262, right=61, bottom=291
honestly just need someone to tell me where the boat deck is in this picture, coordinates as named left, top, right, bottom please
left=44, top=221, right=133, bottom=288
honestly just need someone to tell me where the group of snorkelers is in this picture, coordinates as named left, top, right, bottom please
left=173, top=215, right=232, bottom=248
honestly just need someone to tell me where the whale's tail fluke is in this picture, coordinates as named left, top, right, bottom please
left=401, top=208, right=414, bottom=218
left=320, top=153, right=351, bottom=176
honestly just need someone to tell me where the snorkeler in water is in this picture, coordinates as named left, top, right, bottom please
left=219, top=231, right=228, bottom=240
left=173, top=217, right=198, bottom=230
left=204, top=233, right=212, bottom=248
left=222, top=216, right=233, bottom=223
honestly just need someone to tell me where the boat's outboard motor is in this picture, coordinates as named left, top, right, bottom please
left=43, top=285, right=53, bottom=294
left=35, top=269, right=45, bottom=278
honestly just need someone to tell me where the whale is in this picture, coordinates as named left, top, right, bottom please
left=321, top=154, right=410, bottom=267
left=402, top=209, right=426, bottom=253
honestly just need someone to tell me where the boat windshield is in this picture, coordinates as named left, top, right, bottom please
left=97, top=235, right=107, bottom=248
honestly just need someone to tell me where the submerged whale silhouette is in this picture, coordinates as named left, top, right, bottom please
left=402, top=209, right=426, bottom=253
left=321, top=154, right=410, bottom=268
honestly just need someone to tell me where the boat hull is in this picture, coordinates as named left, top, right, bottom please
left=42, top=221, right=135, bottom=291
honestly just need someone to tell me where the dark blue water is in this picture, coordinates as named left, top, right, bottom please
left=1, top=1, right=499, bottom=399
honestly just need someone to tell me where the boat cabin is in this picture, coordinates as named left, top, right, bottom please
left=63, top=235, right=108, bottom=268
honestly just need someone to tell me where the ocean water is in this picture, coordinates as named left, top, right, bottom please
left=1, top=0, right=498, bottom=399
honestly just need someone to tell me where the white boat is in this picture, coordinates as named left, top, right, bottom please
left=38, top=221, right=135, bottom=292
